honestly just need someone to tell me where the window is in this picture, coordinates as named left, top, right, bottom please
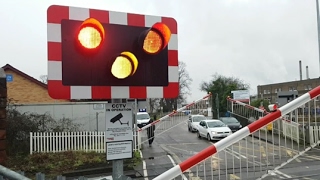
left=289, top=87, right=293, bottom=91
left=263, top=90, right=267, bottom=94
left=308, top=85, right=312, bottom=90
left=275, top=89, right=278, bottom=93
left=267, top=90, right=270, bottom=94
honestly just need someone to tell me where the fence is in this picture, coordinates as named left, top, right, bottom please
left=154, top=86, right=320, bottom=180
left=30, top=131, right=139, bottom=154
left=137, top=93, right=212, bottom=147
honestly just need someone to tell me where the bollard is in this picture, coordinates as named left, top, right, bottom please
left=56, top=175, right=66, bottom=180
left=0, top=68, right=7, bottom=166
left=36, top=172, right=45, bottom=180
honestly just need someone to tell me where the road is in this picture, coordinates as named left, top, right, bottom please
left=137, top=117, right=320, bottom=180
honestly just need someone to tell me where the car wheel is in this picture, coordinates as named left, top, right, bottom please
left=207, top=134, right=212, bottom=141
left=197, top=132, right=201, bottom=138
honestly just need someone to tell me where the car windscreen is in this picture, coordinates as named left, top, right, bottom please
left=207, top=121, right=227, bottom=128
left=192, top=116, right=206, bottom=122
left=137, top=114, right=150, bottom=120
left=221, top=117, right=239, bottom=124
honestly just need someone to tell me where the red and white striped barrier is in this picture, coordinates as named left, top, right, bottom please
left=138, top=93, right=212, bottom=132
left=227, top=97, right=268, bottom=115
left=227, top=97, right=293, bottom=123
left=153, top=86, right=320, bottom=180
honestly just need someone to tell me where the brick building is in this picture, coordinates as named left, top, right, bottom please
left=256, top=78, right=320, bottom=104
left=2, top=64, right=69, bottom=104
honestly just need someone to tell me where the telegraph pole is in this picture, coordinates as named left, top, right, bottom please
left=316, top=0, right=320, bottom=75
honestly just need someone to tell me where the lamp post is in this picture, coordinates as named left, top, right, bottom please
left=316, top=0, right=320, bottom=75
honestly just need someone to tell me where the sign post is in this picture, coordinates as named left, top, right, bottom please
left=106, top=102, right=133, bottom=179
left=46, top=5, right=179, bottom=179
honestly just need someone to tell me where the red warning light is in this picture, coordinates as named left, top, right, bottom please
left=77, top=18, right=105, bottom=49
left=143, top=22, right=171, bottom=54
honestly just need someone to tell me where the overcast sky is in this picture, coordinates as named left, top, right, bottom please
left=1, top=0, right=319, bottom=102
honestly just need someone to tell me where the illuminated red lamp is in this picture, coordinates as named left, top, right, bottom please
left=142, top=22, right=171, bottom=55
left=77, top=18, right=105, bottom=50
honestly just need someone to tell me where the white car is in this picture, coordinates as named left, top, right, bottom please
left=197, top=119, right=232, bottom=141
left=136, top=112, right=151, bottom=128
left=188, top=114, right=207, bottom=132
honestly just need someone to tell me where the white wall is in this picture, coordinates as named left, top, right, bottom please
left=9, top=102, right=108, bottom=131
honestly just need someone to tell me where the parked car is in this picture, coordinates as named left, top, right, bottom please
left=219, top=117, right=242, bottom=132
left=197, top=119, right=232, bottom=141
left=136, top=112, right=150, bottom=128
left=188, top=114, right=207, bottom=132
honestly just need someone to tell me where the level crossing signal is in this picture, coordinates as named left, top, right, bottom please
left=47, top=5, right=179, bottom=100
left=61, top=17, right=171, bottom=86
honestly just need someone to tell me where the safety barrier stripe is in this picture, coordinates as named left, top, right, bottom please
left=138, top=93, right=212, bottom=132
left=153, top=85, right=320, bottom=180
left=227, top=97, right=267, bottom=114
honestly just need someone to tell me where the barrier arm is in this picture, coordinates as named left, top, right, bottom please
left=227, top=97, right=268, bottom=114
left=153, top=86, right=320, bottom=180
left=227, top=97, right=294, bottom=123
left=138, top=92, right=212, bottom=132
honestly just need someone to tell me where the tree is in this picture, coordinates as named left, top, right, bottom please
left=250, top=99, right=270, bottom=112
left=200, top=73, right=250, bottom=118
left=154, top=61, right=193, bottom=112
left=40, top=75, right=48, bottom=84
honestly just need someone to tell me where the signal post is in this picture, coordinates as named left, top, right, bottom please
left=46, top=5, right=179, bottom=179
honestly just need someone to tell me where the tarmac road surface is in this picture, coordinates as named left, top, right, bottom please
left=138, top=117, right=320, bottom=180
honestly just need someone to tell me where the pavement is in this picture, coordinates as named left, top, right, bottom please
left=136, top=118, right=320, bottom=180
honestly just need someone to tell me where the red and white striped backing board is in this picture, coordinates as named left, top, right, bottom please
left=47, top=5, right=179, bottom=100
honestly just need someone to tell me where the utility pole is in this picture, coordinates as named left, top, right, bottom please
left=215, top=93, right=219, bottom=119
left=316, top=0, right=320, bottom=75
left=96, top=112, right=99, bottom=132
left=0, top=68, right=7, bottom=165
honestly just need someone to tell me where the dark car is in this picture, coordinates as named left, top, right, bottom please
left=219, top=117, right=242, bottom=132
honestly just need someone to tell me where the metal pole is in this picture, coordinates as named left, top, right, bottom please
left=111, top=98, right=124, bottom=180
left=0, top=165, right=31, bottom=180
left=0, top=68, right=7, bottom=166
left=96, top=112, right=98, bottom=132
left=316, top=0, right=320, bottom=75
left=216, top=93, right=220, bottom=119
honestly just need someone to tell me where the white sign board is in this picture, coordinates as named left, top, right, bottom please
left=106, top=141, right=133, bottom=160
left=105, top=103, right=133, bottom=142
left=231, top=90, right=250, bottom=103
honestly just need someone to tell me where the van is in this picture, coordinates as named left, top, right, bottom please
left=136, top=112, right=150, bottom=128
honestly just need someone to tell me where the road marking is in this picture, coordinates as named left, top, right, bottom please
left=211, top=159, right=219, bottom=170
left=260, top=146, right=267, bottom=158
left=225, top=147, right=247, bottom=159
left=167, top=155, right=188, bottom=180
left=274, top=170, right=292, bottom=178
left=160, top=144, right=191, bottom=173
left=306, top=155, right=320, bottom=161
left=138, top=150, right=149, bottom=180
left=229, top=174, right=240, bottom=180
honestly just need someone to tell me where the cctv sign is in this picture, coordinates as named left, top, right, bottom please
left=105, top=103, right=133, bottom=142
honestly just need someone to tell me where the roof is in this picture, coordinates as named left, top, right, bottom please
left=2, top=64, right=47, bottom=89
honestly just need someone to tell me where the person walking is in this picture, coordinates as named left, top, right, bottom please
left=147, top=115, right=156, bottom=147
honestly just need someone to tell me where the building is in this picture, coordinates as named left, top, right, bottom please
left=2, top=64, right=69, bottom=104
left=256, top=78, right=320, bottom=104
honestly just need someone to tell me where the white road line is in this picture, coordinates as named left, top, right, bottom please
left=274, top=170, right=292, bottom=178
left=139, top=150, right=149, bottom=180
left=167, top=155, right=188, bottom=180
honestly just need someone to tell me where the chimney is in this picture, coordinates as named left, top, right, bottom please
left=306, top=66, right=309, bottom=79
left=299, top=60, right=302, bottom=81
